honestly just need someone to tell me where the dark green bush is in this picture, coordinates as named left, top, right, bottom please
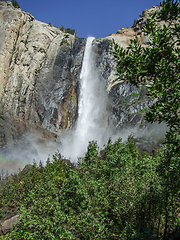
left=11, top=0, right=20, bottom=9
left=1, top=1, right=179, bottom=238
left=112, top=0, right=180, bottom=238
left=1, top=136, right=179, bottom=239
left=59, top=24, right=76, bottom=35
left=2, top=138, right=170, bottom=239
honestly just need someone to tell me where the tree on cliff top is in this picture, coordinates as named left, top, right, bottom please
left=11, top=0, right=20, bottom=8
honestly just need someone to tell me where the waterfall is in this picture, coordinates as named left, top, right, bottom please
left=61, top=37, right=111, bottom=161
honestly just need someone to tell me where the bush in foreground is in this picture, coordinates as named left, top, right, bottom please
left=1, top=137, right=179, bottom=239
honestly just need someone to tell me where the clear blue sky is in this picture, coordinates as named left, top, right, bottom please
left=14, top=0, right=161, bottom=38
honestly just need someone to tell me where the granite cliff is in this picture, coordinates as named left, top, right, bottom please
left=0, top=1, right=165, bottom=154
left=0, top=1, right=86, bottom=149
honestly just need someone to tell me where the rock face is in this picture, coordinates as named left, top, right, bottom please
left=93, top=6, right=164, bottom=131
left=0, top=214, right=19, bottom=235
left=0, top=1, right=165, bottom=151
left=92, top=38, right=153, bottom=132
left=0, top=1, right=86, bottom=148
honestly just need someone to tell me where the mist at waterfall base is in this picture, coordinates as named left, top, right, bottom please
left=0, top=37, right=167, bottom=176
left=58, top=37, right=166, bottom=161
left=59, top=37, right=114, bottom=160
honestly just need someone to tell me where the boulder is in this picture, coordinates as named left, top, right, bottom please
left=0, top=214, right=19, bottom=235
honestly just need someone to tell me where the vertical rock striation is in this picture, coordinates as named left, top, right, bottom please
left=0, top=1, right=165, bottom=150
left=0, top=1, right=86, bottom=147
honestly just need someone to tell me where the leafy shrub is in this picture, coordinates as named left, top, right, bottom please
left=0, top=115, right=5, bottom=120
left=0, top=153, right=66, bottom=220
left=65, top=28, right=76, bottom=35
left=11, top=0, right=20, bottom=9
left=3, top=138, right=169, bottom=239
left=1, top=0, right=179, bottom=238
left=59, top=38, right=70, bottom=46
left=112, top=0, right=180, bottom=238
left=59, top=24, right=76, bottom=35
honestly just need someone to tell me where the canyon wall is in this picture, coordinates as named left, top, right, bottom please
left=0, top=1, right=163, bottom=151
left=0, top=1, right=86, bottom=149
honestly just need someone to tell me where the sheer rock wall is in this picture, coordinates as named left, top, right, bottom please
left=0, top=2, right=161, bottom=149
left=0, top=1, right=86, bottom=147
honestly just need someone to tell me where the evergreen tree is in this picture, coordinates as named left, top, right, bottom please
left=11, top=0, right=20, bottom=9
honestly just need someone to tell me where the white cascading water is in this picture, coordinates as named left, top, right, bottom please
left=0, top=38, right=168, bottom=174
left=61, top=37, right=111, bottom=161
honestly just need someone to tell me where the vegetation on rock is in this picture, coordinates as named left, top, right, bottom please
left=11, top=0, right=20, bottom=9
left=59, top=24, right=76, bottom=35
left=0, top=0, right=179, bottom=239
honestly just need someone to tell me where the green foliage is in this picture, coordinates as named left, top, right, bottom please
left=112, top=0, right=180, bottom=238
left=0, top=136, right=179, bottom=239
left=1, top=1, right=180, bottom=239
left=59, top=38, right=70, bottom=46
left=11, top=0, right=20, bottom=9
left=83, top=140, right=99, bottom=166
left=24, top=39, right=28, bottom=46
left=0, top=153, right=66, bottom=220
left=59, top=24, right=76, bottom=35
left=112, top=0, right=180, bottom=132
left=0, top=115, right=5, bottom=120
left=0, top=139, right=165, bottom=239
left=65, top=28, right=76, bottom=35
left=59, top=25, right=65, bottom=32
